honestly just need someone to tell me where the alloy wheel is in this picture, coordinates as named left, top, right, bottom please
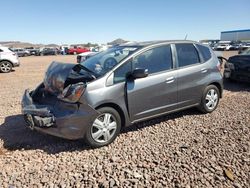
left=205, top=89, right=218, bottom=110
left=91, top=113, right=117, bottom=143
left=0, top=62, right=11, bottom=73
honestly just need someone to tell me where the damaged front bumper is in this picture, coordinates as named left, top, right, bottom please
left=21, top=89, right=99, bottom=140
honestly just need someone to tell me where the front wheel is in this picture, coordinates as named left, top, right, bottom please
left=198, top=85, right=220, bottom=113
left=0, top=61, right=12, bottom=73
left=84, top=107, right=121, bottom=148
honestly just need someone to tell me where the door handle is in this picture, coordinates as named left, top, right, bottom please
left=166, top=77, right=174, bottom=83
left=201, top=68, right=207, bottom=73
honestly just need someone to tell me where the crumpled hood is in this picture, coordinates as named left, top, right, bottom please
left=44, top=61, right=95, bottom=95
left=44, top=61, right=75, bottom=95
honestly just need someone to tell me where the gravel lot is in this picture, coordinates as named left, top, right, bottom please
left=0, top=53, right=249, bottom=187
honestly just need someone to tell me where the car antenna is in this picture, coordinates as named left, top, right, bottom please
left=184, top=34, right=188, bottom=40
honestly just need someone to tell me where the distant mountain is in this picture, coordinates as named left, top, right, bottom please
left=70, top=43, right=99, bottom=47
left=0, top=41, right=59, bottom=48
left=0, top=39, right=129, bottom=48
left=45, top=44, right=59, bottom=47
left=108, top=38, right=128, bottom=45
left=0, top=41, right=38, bottom=48
left=0, top=41, right=99, bottom=48
left=0, top=41, right=21, bottom=45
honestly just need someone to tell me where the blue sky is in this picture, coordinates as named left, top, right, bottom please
left=1, top=0, right=250, bottom=44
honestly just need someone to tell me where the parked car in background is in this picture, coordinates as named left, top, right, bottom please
left=22, top=40, right=223, bottom=147
left=0, top=46, right=20, bottom=73
left=25, top=47, right=40, bottom=56
left=76, top=51, right=97, bottom=63
left=238, top=43, right=250, bottom=54
left=209, top=43, right=218, bottom=50
left=225, top=44, right=240, bottom=51
left=238, top=47, right=250, bottom=54
left=76, top=46, right=109, bottom=63
left=224, top=48, right=250, bottom=82
left=13, top=48, right=30, bottom=57
left=39, top=48, right=59, bottom=56
left=60, top=45, right=70, bottom=55
left=214, top=44, right=229, bottom=51
left=67, top=47, right=90, bottom=55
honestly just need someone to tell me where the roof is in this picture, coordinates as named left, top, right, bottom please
left=120, top=40, right=197, bottom=47
left=221, top=29, right=250, bottom=34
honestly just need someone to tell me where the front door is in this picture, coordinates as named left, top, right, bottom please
left=126, top=45, right=178, bottom=122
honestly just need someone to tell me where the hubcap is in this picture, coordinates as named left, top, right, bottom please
left=91, top=113, right=117, bottom=143
left=0, top=62, right=11, bottom=72
left=205, top=89, right=218, bottom=110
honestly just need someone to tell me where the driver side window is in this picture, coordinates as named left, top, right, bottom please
left=132, top=45, right=172, bottom=74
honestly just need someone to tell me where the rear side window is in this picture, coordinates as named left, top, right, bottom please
left=133, top=45, right=172, bottom=74
left=196, top=44, right=211, bottom=61
left=0, top=49, right=3, bottom=52
left=176, top=43, right=200, bottom=67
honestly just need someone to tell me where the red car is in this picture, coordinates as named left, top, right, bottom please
left=67, top=47, right=90, bottom=55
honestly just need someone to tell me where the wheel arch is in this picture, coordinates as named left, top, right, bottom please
left=95, top=103, right=126, bottom=127
left=0, top=59, right=14, bottom=66
left=207, top=82, right=223, bottom=98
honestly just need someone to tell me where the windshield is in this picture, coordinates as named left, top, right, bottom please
left=80, top=46, right=139, bottom=77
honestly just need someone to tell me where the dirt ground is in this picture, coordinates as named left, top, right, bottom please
left=0, top=53, right=249, bottom=187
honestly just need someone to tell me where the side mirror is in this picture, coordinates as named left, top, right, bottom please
left=130, top=68, right=148, bottom=79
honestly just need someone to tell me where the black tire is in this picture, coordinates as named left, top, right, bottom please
left=84, top=107, right=121, bottom=148
left=0, top=61, right=13, bottom=73
left=198, top=85, right=220, bottom=113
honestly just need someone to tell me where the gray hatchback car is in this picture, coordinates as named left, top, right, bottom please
left=22, top=40, right=223, bottom=147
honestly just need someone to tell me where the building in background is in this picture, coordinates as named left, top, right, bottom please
left=221, top=29, right=250, bottom=41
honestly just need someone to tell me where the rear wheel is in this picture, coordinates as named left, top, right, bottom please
left=0, top=61, right=12, bottom=73
left=84, top=107, right=121, bottom=148
left=198, top=85, right=220, bottom=113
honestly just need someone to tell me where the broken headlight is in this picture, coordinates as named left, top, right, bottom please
left=58, top=82, right=85, bottom=103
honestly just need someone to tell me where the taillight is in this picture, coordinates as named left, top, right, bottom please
left=57, top=82, right=85, bottom=103
left=217, top=60, right=222, bottom=71
left=216, top=60, right=224, bottom=76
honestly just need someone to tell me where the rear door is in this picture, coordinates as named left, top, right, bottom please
left=126, top=44, right=178, bottom=122
left=175, top=43, right=210, bottom=107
